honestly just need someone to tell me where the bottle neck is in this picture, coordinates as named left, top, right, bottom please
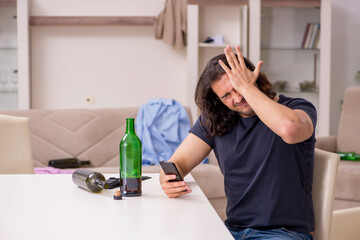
left=126, top=118, right=135, bottom=134
left=95, top=179, right=109, bottom=189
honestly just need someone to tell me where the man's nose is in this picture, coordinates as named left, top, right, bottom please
left=232, top=91, right=243, bottom=104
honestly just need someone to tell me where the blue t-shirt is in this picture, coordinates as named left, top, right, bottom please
left=189, top=95, right=317, bottom=233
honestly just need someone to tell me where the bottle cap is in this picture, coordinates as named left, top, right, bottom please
left=113, top=190, right=123, bottom=200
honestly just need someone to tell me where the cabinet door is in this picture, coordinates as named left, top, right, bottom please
left=0, top=5, right=18, bottom=110
left=0, top=0, right=30, bottom=110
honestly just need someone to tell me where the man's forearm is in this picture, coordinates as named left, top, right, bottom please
left=168, top=133, right=212, bottom=177
left=240, top=85, right=313, bottom=144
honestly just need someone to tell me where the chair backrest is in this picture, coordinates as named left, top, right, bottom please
left=0, top=114, right=34, bottom=174
left=337, top=87, right=360, bottom=153
left=331, top=206, right=360, bottom=240
left=312, top=148, right=340, bottom=240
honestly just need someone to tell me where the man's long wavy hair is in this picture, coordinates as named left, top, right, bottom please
left=195, top=53, right=276, bottom=136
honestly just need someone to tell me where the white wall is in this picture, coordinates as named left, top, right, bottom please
left=29, top=0, right=189, bottom=109
left=20, top=0, right=360, bottom=134
left=330, top=0, right=360, bottom=135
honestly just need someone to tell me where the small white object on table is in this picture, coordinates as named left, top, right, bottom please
left=0, top=173, right=233, bottom=240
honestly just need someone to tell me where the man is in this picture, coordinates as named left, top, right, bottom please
left=160, top=46, right=316, bottom=240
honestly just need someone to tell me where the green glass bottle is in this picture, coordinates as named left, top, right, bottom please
left=337, top=152, right=360, bottom=161
left=119, top=118, right=142, bottom=196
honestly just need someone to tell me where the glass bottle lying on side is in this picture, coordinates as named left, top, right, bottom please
left=72, top=169, right=109, bottom=193
left=337, top=152, right=360, bottom=161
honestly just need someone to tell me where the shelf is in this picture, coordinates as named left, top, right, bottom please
left=0, top=0, right=16, bottom=7
left=261, top=0, right=320, bottom=8
left=198, top=43, right=245, bottom=49
left=29, top=16, right=156, bottom=26
left=188, top=0, right=320, bottom=7
left=277, top=88, right=319, bottom=94
left=188, top=0, right=248, bottom=5
left=199, top=43, right=228, bottom=48
left=0, top=48, right=17, bottom=50
left=0, top=91, right=18, bottom=94
left=261, top=48, right=320, bottom=51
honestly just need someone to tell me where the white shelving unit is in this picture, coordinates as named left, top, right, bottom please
left=257, top=0, right=331, bottom=136
left=187, top=0, right=331, bottom=136
left=187, top=2, right=248, bottom=119
left=260, top=6, right=321, bottom=135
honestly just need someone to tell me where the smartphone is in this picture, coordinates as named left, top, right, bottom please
left=159, top=161, right=183, bottom=182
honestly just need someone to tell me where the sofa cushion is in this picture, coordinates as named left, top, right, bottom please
left=209, top=198, right=227, bottom=221
left=337, top=88, right=360, bottom=153
left=335, top=161, right=360, bottom=202
left=334, top=199, right=360, bottom=210
left=191, top=164, right=225, bottom=199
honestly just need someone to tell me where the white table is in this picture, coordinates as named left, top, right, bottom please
left=0, top=173, right=233, bottom=240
